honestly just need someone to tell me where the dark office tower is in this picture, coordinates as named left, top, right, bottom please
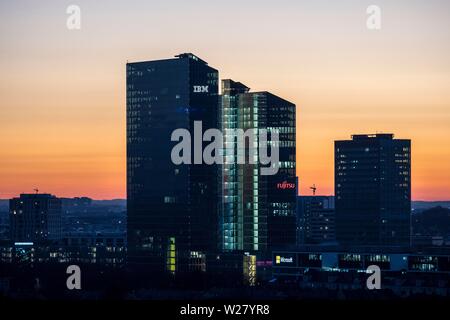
left=219, top=79, right=296, bottom=253
left=335, top=134, right=411, bottom=247
left=9, top=193, right=62, bottom=243
left=126, top=53, right=219, bottom=271
left=297, top=196, right=335, bottom=245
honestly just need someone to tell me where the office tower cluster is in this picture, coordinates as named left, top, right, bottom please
left=5, top=52, right=443, bottom=299
left=126, top=54, right=297, bottom=271
left=4, top=195, right=126, bottom=266
left=125, top=53, right=415, bottom=277
left=5, top=54, right=413, bottom=281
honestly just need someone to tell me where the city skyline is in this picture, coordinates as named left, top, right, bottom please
left=1, top=1, right=450, bottom=200
left=1, top=2, right=450, bottom=304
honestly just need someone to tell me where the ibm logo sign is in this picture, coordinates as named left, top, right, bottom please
left=193, top=85, right=209, bottom=93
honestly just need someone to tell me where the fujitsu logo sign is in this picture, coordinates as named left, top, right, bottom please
left=277, top=181, right=295, bottom=190
left=193, top=85, right=209, bottom=93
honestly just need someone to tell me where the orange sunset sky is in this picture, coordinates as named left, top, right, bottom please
left=1, top=0, right=449, bottom=200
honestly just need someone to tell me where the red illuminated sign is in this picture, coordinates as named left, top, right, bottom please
left=277, top=181, right=295, bottom=190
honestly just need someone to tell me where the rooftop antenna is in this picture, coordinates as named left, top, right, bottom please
left=310, top=184, right=317, bottom=196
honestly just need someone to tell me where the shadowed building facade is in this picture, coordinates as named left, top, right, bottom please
left=297, top=196, right=335, bottom=245
left=126, top=53, right=219, bottom=271
left=335, top=134, right=411, bottom=247
left=9, top=193, right=62, bottom=243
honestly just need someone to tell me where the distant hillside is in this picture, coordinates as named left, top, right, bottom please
left=412, top=206, right=450, bottom=236
left=0, top=199, right=8, bottom=212
left=1, top=198, right=448, bottom=212
left=92, top=199, right=126, bottom=207
left=412, top=201, right=450, bottom=211
left=0, top=198, right=127, bottom=213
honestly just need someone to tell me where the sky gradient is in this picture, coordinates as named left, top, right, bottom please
left=1, top=0, right=449, bottom=200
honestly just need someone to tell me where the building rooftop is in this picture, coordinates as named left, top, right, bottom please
left=221, top=79, right=250, bottom=94
left=127, top=52, right=209, bottom=66
left=351, top=133, right=394, bottom=140
left=174, top=53, right=208, bottom=65
left=14, top=193, right=56, bottom=199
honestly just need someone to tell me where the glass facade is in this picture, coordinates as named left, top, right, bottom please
left=126, top=53, right=219, bottom=269
left=219, top=80, right=297, bottom=253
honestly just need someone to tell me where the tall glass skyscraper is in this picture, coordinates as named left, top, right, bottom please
left=219, top=80, right=297, bottom=253
left=126, top=53, right=219, bottom=271
left=335, top=134, right=411, bottom=247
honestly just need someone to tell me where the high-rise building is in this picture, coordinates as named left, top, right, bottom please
left=297, top=196, right=335, bottom=245
left=126, top=53, right=219, bottom=270
left=335, top=134, right=411, bottom=247
left=9, top=193, right=62, bottom=243
left=219, top=79, right=297, bottom=253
